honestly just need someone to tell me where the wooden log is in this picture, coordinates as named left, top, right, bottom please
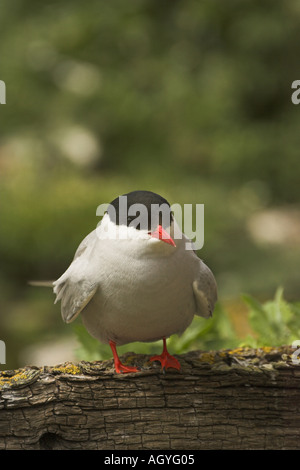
left=0, top=346, right=299, bottom=450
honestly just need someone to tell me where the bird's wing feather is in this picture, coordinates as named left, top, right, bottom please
left=53, top=274, right=98, bottom=324
left=53, top=230, right=99, bottom=324
left=192, top=260, right=217, bottom=318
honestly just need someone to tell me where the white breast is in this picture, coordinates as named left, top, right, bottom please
left=81, top=230, right=199, bottom=346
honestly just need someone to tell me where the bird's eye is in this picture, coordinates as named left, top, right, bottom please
left=127, top=215, right=139, bottom=228
left=127, top=215, right=142, bottom=230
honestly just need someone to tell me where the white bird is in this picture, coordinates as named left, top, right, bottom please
left=52, top=190, right=217, bottom=373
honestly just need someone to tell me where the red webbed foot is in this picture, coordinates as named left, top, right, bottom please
left=150, top=337, right=180, bottom=372
left=109, top=340, right=139, bottom=374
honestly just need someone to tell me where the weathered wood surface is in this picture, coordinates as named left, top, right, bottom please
left=0, top=346, right=300, bottom=450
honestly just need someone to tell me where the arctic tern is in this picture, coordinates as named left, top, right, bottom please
left=51, top=190, right=217, bottom=373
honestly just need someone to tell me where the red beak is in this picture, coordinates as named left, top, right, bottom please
left=149, top=225, right=176, bottom=247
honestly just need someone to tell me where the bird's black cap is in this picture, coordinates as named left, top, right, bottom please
left=107, top=190, right=173, bottom=231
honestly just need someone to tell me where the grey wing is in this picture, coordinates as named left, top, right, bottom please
left=53, top=230, right=98, bottom=324
left=192, top=260, right=217, bottom=318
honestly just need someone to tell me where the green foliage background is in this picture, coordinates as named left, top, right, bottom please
left=0, top=0, right=300, bottom=369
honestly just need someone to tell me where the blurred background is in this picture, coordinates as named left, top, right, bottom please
left=1, top=0, right=300, bottom=370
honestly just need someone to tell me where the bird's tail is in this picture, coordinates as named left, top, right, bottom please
left=28, top=280, right=54, bottom=287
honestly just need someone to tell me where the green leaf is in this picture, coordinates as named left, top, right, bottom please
left=241, top=288, right=300, bottom=347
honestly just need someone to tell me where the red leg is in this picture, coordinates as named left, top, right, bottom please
left=150, top=337, right=180, bottom=371
left=109, top=340, right=139, bottom=374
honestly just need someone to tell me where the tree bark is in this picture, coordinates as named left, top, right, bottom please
left=0, top=346, right=299, bottom=450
